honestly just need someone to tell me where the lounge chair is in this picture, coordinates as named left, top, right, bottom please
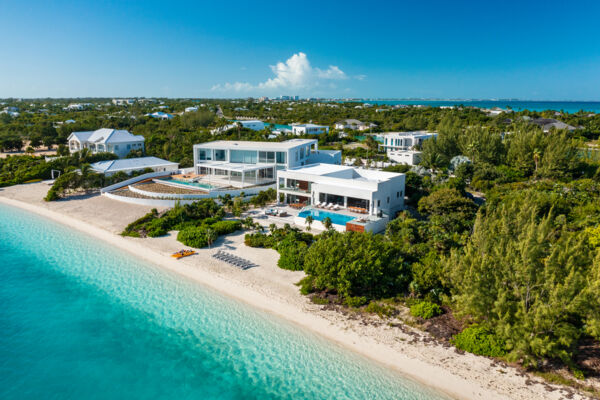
left=327, top=203, right=334, bottom=209
left=333, top=204, right=340, bottom=211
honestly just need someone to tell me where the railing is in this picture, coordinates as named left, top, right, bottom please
left=278, top=185, right=310, bottom=193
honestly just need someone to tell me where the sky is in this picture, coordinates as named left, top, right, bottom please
left=1, top=0, right=599, bottom=100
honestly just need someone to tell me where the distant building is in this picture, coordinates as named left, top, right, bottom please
left=291, top=123, right=329, bottom=136
left=112, top=99, right=135, bottom=106
left=146, top=111, right=174, bottom=120
left=65, top=103, right=84, bottom=111
left=64, top=119, right=76, bottom=124
left=237, top=120, right=265, bottom=131
left=90, top=156, right=178, bottom=177
left=334, top=119, right=377, bottom=131
left=185, top=106, right=199, bottom=113
left=530, top=118, right=577, bottom=132
left=67, top=128, right=145, bottom=158
left=378, top=131, right=437, bottom=152
left=387, top=150, right=422, bottom=166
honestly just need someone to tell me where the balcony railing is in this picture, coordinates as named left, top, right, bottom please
left=279, top=185, right=310, bottom=193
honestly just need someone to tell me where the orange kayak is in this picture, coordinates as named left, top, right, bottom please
left=171, top=250, right=196, bottom=259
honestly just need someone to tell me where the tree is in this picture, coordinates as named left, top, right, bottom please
left=305, top=215, right=313, bottom=231
left=418, top=188, right=478, bottom=233
left=205, top=228, right=217, bottom=248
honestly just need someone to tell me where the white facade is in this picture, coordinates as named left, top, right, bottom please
left=334, top=119, right=377, bottom=131
left=146, top=111, right=173, bottom=120
left=278, top=163, right=405, bottom=217
left=378, top=131, right=437, bottom=152
left=185, top=106, right=199, bottom=113
left=193, top=139, right=341, bottom=187
left=112, top=99, right=135, bottom=106
left=387, top=150, right=422, bottom=166
left=68, top=128, right=145, bottom=158
left=91, top=156, right=179, bottom=177
left=291, top=123, right=329, bottom=136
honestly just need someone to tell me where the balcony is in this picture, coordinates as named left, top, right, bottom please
left=279, top=185, right=310, bottom=194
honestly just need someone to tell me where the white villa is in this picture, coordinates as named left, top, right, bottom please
left=334, top=119, right=377, bottom=131
left=278, top=163, right=405, bottom=232
left=146, top=111, right=174, bottom=120
left=291, top=123, right=329, bottom=136
left=192, top=139, right=341, bottom=188
left=378, top=131, right=437, bottom=166
left=68, top=128, right=145, bottom=158
left=112, top=99, right=135, bottom=106
left=90, top=157, right=179, bottom=176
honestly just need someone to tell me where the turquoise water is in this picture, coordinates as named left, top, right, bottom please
left=299, top=209, right=355, bottom=226
left=356, top=100, right=600, bottom=114
left=0, top=203, right=449, bottom=400
left=159, top=178, right=215, bottom=190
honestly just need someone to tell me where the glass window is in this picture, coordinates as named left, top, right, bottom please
left=230, top=150, right=257, bottom=164
left=259, top=151, right=275, bottom=163
left=214, top=149, right=226, bottom=161
left=276, top=152, right=286, bottom=164
left=198, top=149, right=212, bottom=160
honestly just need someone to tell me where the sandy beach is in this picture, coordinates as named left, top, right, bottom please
left=0, top=182, right=592, bottom=400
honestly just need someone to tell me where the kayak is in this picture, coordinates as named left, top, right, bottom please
left=171, top=250, right=196, bottom=259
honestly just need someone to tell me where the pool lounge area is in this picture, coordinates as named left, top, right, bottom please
left=294, top=206, right=388, bottom=233
left=298, top=209, right=355, bottom=226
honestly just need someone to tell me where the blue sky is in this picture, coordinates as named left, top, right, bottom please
left=1, top=0, right=599, bottom=100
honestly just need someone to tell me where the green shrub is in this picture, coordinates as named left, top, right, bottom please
left=298, top=276, right=315, bottom=295
left=409, top=301, right=443, bottom=319
left=365, top=302, right=394, bottom=317
left=277, top=236, right=308, bottom=271
left=177, top=227, right=208, bottom=248
left=147, top=218, right=169, bottom=237
left=344, top=296, right=367, bottom=308
left=451, top=325, right=506, bottom=357
left=311, top=297, right=330, bottom=305
left=211, top=220, right=241, bottom=235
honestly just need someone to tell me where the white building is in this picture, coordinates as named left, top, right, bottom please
left=387, top=150, right=422, bottom=166
left=90, top=157, right=179, bottom=176
left=334, top=119, right=377, bottom=131
left=146, top=111, right=174, bottom=120
left=192, top=139, right=341, bottom=188
left=65, top=103, right=84, bottom=111
left=67, top=128, right=145, bottom=158
left=112, top=99, right=135, bottom=106
left=185, top=106, right=199, bottom=113
left=291, top=123, right=329, bottom=136
left=278, top=163, right=405, bottom=232
left=378, top=131, right=437, bottom=152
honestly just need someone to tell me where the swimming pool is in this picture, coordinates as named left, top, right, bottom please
left=298, top=209, right=355, bottom=226
left=158, top=178, right=216, bottom=190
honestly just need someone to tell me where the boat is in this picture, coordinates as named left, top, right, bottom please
left=171, top=249, right=196, bottom=259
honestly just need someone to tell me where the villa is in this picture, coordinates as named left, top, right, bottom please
left=192, top=139, right=341, bottom=188
left=146, top=111, right=174, bottom=120
left=334, top=119, right=377, bottom=131
left=67, top=128, right=145, bottom=158
left=277, top=163, right=405, bottom=232
left=185, top=106, right=199, bottom=113
left=291, top=123, right=329, bottom=136
left=378, top=131, right=437, bottom=166
left=90, top=156, right=179, bottom=176
left=112, top=99, right=135, bottom=106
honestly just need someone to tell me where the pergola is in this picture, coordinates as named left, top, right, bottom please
left=196, top=161, right=275, bottom=188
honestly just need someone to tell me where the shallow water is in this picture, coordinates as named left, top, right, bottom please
left=0, top=203, right=449, bottom=399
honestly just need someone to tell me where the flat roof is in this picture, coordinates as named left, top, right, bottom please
left=91, top=156, right=178, bottom=173
left=282, top=163, right=403, bottom=183
left=378, top=131, right=437, bottom=138
left=195, top=161, right=274, bottom=172
left=194, top=139, right=316, bottom=150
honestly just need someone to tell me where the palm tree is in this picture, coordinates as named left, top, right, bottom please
left=533, top=148, right=541, bottom=172
left=269, top=223, right=277, bottom=234
left=305, top=215, right=313, bottom=231
left=205, top=228, right=217, bottom=249
left=322, top=217, right=333, bottom=231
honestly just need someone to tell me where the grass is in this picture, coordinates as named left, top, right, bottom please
left=533, top=370, right=600, bottom=398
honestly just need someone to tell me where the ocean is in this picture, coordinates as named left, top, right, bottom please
left=357, top=100, right=600, bottom=114
left=0, top=203, right=449, bottom=400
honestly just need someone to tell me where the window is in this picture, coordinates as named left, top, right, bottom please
left=295, top=150, right=299, bottom=161
left=276, top=152, right=286, bottom=164
left=115, top=145, right=119, bottom=150
left=377, top=200, right=380, bottom=207
left=230, top=150, right=257, bottom=164
left=214, top=149, right=226, bottom=161
left=259, top=151, right=275, bottom=163
left=127, top=144, right=131, bottom=150
left=387, top=197, right=390, bottom=204
left=397, top=191, right=399, bottom=198
left=198, top=149, right=211, bottom=161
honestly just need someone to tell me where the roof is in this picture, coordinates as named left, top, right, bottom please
left=336, top=119, right=364, bottom=125
left=293, top=123, right=328, bottom=128
left=69, top=128, right=144, bottom=144
left=379, top=131, right=437, bottom=138
left=283, top=163, right=403, bottom=183
left=90, top=157, right=178, bottom=173
left=194, top=139, right=317, bottom=150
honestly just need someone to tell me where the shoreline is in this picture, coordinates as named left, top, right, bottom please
left=0, top=186, right=589, bottom=400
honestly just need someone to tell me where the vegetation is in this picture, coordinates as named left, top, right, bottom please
left=452, top=325, right=507, bottom=358
left=409, top=301, right=442, bottom=320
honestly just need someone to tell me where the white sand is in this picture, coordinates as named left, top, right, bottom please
left=0, top=183, right=592, bottom=400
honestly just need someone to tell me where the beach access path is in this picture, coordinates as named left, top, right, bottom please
left=0, top=182, right=592, bottom=400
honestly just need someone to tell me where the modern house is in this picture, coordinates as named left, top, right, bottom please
left=530, top=118, right=577, bottom=132
left=112, top=99, right=135, bottom=106
left=334, top=119, right=377, bottom=131
left=378, top=131, right=437, bottom=166
left=146, top=111, right=174, bottom=120
left=291, top=123, right=329, bottom=136
left=278, top=163, right=405, bottom=232
left=67, top=128, right=145, bottom=158
left=192, top=139, right=341, bottom=188
left=90, top=157, right=179, bottom=176
left=185, top=106, right=199, bottom=113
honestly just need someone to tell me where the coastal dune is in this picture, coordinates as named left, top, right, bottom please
left=0, top=183, right=590, bottom=400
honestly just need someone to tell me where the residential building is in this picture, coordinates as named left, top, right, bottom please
left=334, top=119, right=377, bottom=131
left=90, top=157, right=178, bottom=176
left=378, top=131, right=437, bottom=152
left=278, top=163, right=405, bottom=232
left=146, top=111, right=174, bottom=120
left=192, top=139, right=341, bottom=188
left=185, top=106, right=199, bottom=113
left=387, top=150, right=422, bottom=166
left=112, top=99, right=135, bottom=106
left=531, top=118, right=577, bottom=132
left=67, top=128, right=145, bottom=158
left=291, top=123, right=329, bottom=136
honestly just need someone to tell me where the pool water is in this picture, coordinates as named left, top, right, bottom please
left=298, top=209, right=355, bottom=226
left=159, top=178, right=215, bottom=190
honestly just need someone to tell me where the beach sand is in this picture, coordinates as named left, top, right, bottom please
left=0, top=183, right=592, bottom=400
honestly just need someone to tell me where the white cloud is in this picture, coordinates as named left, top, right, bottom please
left=211, top=52, right=349, bottom=93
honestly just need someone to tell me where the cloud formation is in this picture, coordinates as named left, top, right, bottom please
left=211, top=52, right=348, bottom=93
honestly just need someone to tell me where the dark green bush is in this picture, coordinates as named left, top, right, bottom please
left=409, top=301, right=443, bottom=319
left=344, top=296, right=367, bottom=308
left=451, top=325, right=506, bottom=357
left=211, top=220, right=241, bottom=235
left=277, top=236, right=308, bottom=271
left=365, top=302, right=394, bottom=317
left=177, top=227, right=208, bottom=248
